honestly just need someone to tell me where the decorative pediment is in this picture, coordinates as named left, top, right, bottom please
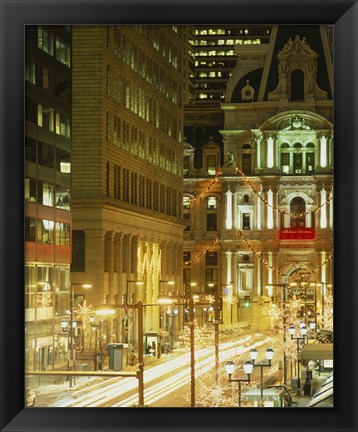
left=277, top=116, right=313, bottom=130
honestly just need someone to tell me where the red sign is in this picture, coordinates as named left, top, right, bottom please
left=279, top=228, right=315, bottom=240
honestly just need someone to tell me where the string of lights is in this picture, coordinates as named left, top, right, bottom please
left=185, top=167, right=332, bottom=219
left=183, top=237, right=219, bottom=265
left=235, top=229, right=333, bottom=282
left=189, top=177, right=219, bottom=202
left=235, top=167, right=332, bottom=217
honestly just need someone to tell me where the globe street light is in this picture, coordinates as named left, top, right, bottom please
left=225, top=360, right=253, bottom=407
left=250, top=348, right=274, bottom=405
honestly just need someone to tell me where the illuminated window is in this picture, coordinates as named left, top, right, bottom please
left=38, top=181, right=54, bottom=207
left=55, top=37, right=71, bottom=67
left=55, top=222, right=71, bottom=246
left=207, top=196, right=217, bottom=209
left=281, top=143, right=290, bottom=174
left=306, top=143, right=315, bottom=174
left=207, top=155, right=217, bottom=175
left=37, top=26, right=54, bottom=56
left=293, top=143, right=303, bottom=173
left=290, top=197, right=306, bottom=227
left=243, top=213, right=251, bottom=230
left=183, top=196, right=190, bottom=209
left=38, top=219, right=54, bottom=244
left=55, top=186, right=70, bottom=209
left=55, top=112, right=71, bottom=138
left=38, top=104, right=54, bottom=131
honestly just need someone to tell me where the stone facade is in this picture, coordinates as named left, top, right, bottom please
left=71, top=26, right=185, bottom=346
left=183, top=26, right=333, bottom=331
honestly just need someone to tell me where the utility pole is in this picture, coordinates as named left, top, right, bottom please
left=137, top=302, right=144, bottom=407
left=214, top=287, right=219, bottom=382
left=189, top=294, right=195, bottom=407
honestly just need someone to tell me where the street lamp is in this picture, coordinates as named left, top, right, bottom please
left=69, top=282, right=92, bottom=387
left=289, top=324, right=307, bottom=394
left=225, top=360, right=253, bottom=407
left=250, top=348, right=274, bottom=405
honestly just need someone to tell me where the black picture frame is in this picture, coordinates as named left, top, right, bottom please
left=1, top=1, right=357, bottom=431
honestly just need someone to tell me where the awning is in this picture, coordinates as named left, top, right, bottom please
left=298, top=343, right=333, bottom=361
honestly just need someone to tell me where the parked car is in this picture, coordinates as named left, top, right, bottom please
left=25, top=387, right=36, bottom=407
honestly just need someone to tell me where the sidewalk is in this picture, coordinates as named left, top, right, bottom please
left=26, top=346, right=189, bottom=398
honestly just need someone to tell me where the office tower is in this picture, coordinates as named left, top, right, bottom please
left=71, top=26, right=186, bottom=349
left=25, top=25, right=72, bottom=370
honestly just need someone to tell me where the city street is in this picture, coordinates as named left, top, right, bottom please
left=32, top=330, right=283, bottom=408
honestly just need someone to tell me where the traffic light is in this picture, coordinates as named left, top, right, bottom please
left=243, top=296, right=251, bottom=308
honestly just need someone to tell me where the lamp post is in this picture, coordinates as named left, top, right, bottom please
left=89, top=315, right=94, bottom=370
left=126, top=280, right=144, bottom=349
left=289, top=324, right=307, bottom=394
left=225, top=360, right=253, bottom=407
left=69, top=282, right=92, bottom=387
left=207, top=282, right=221, bottom=383
left=250, top=348, right=274, bottom=405
left=159, top=280, right=175, bottom=341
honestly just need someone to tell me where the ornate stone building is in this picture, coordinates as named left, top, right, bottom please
left=183, top=26, right=333, bottom=330
left=71, top=26, right=186, bottom=349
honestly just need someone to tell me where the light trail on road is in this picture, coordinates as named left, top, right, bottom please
left=62, top=334, right=273, bottom=407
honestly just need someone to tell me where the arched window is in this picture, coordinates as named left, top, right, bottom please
left=290, top=196, right=306, bottom=227
left=291, top=69, right=305, bottom=101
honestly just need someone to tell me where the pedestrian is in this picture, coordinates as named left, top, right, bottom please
left=130, top=350, right=135, bottom=366
left=157, top=342, right=161, bottom=359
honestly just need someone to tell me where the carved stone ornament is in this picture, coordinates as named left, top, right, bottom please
left=268, top=35, right=327, bottom=101
left=241, top=80, right=255, bottom=101
left=277, top=116, right=313, bottom=130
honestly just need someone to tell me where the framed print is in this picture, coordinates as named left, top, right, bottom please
left=1, top=0, right=357, bottom=431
